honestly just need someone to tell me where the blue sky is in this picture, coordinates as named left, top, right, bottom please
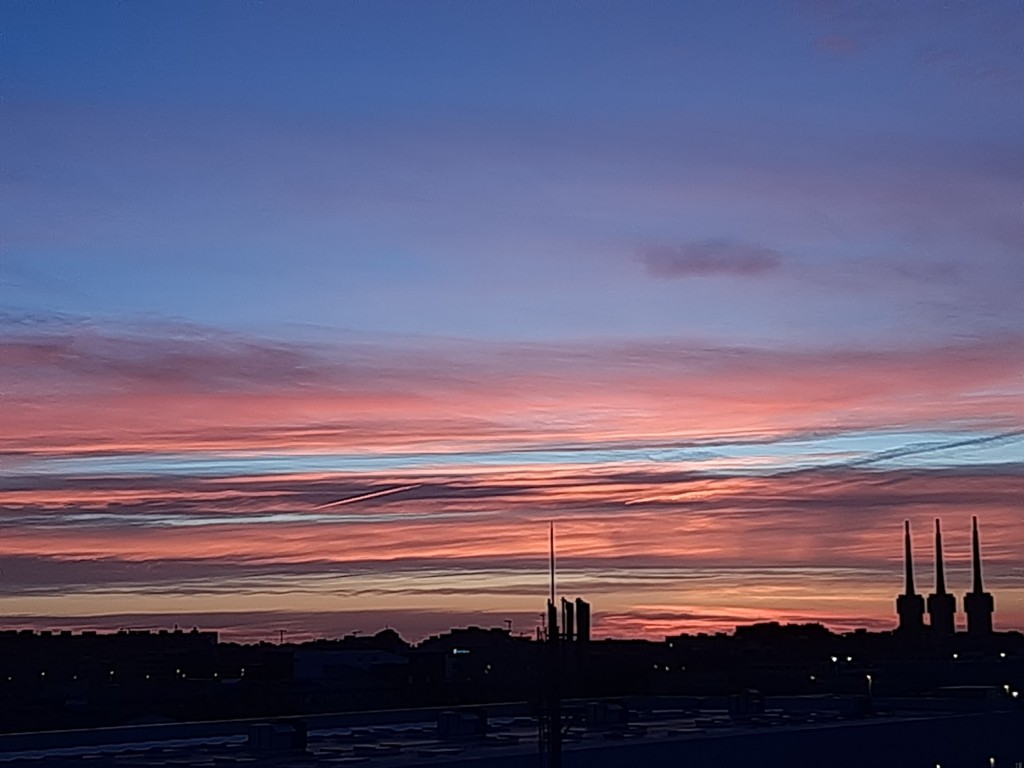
left=5, top=0, right=1022, bottom=342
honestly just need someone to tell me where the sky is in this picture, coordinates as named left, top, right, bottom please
left=2, top=0, right=1023, bottom=643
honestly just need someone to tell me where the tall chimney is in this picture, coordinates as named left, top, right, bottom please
left=904, top=520, right=916, bottom=596
left=895, top=521, right=925, bottom=633
left=963, top=516, right=994, bottom=634
left=971, top=516, right=983, bottom=594
left=926, top=519, right=956, bottom=634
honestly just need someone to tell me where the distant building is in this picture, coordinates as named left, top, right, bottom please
left=575, top=598, right=591, bottom=644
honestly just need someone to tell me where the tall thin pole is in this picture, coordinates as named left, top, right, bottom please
left=537, top=521, right=563, bottom=768
left=549, top=521, right=556, bottom=605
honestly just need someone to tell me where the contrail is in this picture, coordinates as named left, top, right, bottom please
left=832, top=429, right=1024, bottom=470
left=313, top=484, right=422, bottom=510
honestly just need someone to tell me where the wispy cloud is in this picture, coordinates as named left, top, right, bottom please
left=815, top=35, right=859, bottom=55
left=640, top=240, right=783, bottom=279
left=798, top=0, right=1024, bottom=90
left=3, top=318, right=1023, bottom=461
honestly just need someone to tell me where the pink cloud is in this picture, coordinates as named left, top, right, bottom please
left=3, top=322, right=1023, bottom=460
left=815, top=35, right=858, bottom=55
left=2, top=463, right=1022, bottom=636
left=3, top=322, right=1023, bottom=637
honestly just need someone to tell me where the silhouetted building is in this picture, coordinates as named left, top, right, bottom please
left=963, top=516, right=995, bottom=635
left=575, top=598, right=591, bottom=644
left=546, top=599, right=559, bottom=642
left=926, top=518, right=956, bottom=634
left=895, top=521, right=925, bottom=633
left=561, top=597, right=575, bottom=642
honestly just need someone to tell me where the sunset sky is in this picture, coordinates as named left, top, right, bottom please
left=2, top=1, right=1023, bottom=642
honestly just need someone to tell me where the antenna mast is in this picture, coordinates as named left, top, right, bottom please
left=549, top=521, right=556, bottom=605
left=540, top=521, right=562, bottom=768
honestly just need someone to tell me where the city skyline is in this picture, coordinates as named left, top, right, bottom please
left=2, top=1, right=1023, bottom=643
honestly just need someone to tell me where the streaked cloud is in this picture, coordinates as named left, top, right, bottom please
left=4, top=319, right=1022, bottom=463
left=2, top=456, right=1022, bottom=639
left=814, top=35, right=859, bottom=55
left=640, top=240, right=783, bottom=279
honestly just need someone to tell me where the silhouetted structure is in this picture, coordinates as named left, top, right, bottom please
left=0, top=518, right=1018, bottom=739
left=575, top=598, right=591, bottom=644
left=540, top=522, right=562, bottom=768
left=964, top=516, right=995, bottom=635
left=561, top=598, right=575, bottom=643
left=540, top=597, right=563, bottom=768
left=895, top=521, right=925, bottom=633
left=926, top=518, right=956, bottom=634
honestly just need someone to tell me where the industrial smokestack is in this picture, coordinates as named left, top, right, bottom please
left=904, top=520, right=916, bottom=596
left=963, top=516, right=994, bottom=634
left=927, top=519, right=956, bottom=634
left=971, top=516, right=983, bottom=594
left=895, top=521, right=925, bottom=633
